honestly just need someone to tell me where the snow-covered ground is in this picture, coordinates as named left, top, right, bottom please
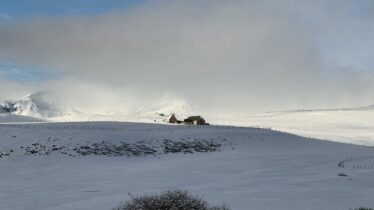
left=212, top=108, right=374, bottom=146
left=2, top=95, right=374, bottom=209
left=1, top=118, right=374, bottom=210
left=3, top=92, right=374, bottom=146
left=0, top=113, right=45, bottom=123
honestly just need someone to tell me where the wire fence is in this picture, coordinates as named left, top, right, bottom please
left=0, top=123, right=273, bottom=133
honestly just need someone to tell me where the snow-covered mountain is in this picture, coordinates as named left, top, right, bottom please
left=0, top=92, right=64, bottom=118
left=0, top=92, right=194, bottom=123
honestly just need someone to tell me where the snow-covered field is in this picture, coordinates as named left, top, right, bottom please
left=0, top=113, right=45, bottom=123
left=4, top=92, right=374, bottom=146
left=1, top=115, right=374, bottom=210
left=213, top=108, right=374, bottom=146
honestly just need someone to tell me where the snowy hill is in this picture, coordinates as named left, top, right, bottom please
left=267, top=103, right=374, bottom=113
left=0, top=113, right=45, bottom=123
left=3, top=92, right=374, bottom=146
left=0, top=92, right=192, bottom=124
left=212, top=105, right=374, bottom=146
left=1, top=100, right=374, bottom=209
left=0, top=92, right=64, bottom=118
left=0, top=121, right=374, bottom=210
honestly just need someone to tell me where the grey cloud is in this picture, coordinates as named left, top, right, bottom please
left=0, top=0, right=374, bottom=115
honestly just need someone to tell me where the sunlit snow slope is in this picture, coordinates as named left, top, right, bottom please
left=0, top=121, right=374, bottom=210
left=209, top=105, right=374, bottom=146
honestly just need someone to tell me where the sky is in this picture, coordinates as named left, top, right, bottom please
left=0, top=0, right=374, bottom=116
left=0, top=0, right=146, bottom=17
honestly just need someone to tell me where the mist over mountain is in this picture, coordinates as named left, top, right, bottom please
left=0, top=92, right=63, bottom=118
left=0, top=91, right=194, bottom=122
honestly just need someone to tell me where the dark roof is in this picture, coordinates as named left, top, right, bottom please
left=169, top=114, right=178, bottom=120
left=185, top=116, right=204, bottom=121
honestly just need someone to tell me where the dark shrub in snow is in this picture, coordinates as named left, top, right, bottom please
left=352, top=208, right=374, bottom=210
left=113, top=190, right=229, bottom=210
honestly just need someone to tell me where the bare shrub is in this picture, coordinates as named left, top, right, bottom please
left=113, top=190, right=229, bottom=210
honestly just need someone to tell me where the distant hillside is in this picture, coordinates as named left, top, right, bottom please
left=0, top=113, right=45, bottom=122
left=267, top=104, right=374, bottom=114
left=0, top=92, right=63, bottom=118
left=0, top=92, right=192, bottom=123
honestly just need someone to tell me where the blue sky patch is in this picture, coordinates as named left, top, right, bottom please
left=0, top=62, right=56, bottom=82
left=0, top=0, right=146, bottom=19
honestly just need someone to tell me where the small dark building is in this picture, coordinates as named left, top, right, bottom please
left=168, top=114, right=178, bottom=124
left=168, top=114, right=183, bottom=124
left=184, top=116, right=206, bottom=125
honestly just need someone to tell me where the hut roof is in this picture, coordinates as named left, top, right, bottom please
left=185, top=116, right=204, bottom=121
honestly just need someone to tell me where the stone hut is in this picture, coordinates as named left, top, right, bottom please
left=168, top=114, right=179, bottom=124
left=184, top=116, right=206, bottom=125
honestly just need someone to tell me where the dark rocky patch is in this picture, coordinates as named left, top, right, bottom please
left=1, top=138, right=226, bottom=158
left=74, top=141, right=159, bottom=157
left=162, top=139, right=222, bottom=154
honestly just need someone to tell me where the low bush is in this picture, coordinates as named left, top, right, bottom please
left=113, top=189, right=229, bottom=210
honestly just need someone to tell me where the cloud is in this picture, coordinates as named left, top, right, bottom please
left=0, top=0, right=374, bottom=115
